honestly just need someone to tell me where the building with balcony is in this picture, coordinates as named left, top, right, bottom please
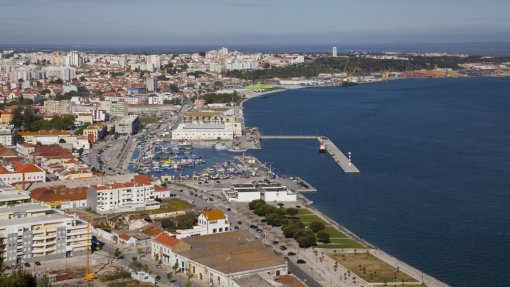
left=87, top=177, right=159, bottom=214
left=0, top=203, right=90, bottom=265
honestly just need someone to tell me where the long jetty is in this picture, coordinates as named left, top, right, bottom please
left=259, top=135, right=360, bottom=173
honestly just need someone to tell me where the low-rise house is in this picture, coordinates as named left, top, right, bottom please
left=16, top=143, right=35, bottom=157
left=152, top=230, right=286, bottom=287
left=0, top=161, right=46, bottom=186
left=17, top=130, right=72, bottom=145
left=75, top=113, right=94, bottom=124
left=83, top=124, right=107, bottom=144
left=175, top=208, right=230, bottom=239
left=30, top=186, right=87, bottom=210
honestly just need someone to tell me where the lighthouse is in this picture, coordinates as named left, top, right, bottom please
left=348, top=152, right=352, bottom=166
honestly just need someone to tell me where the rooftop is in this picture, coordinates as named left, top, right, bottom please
left=176, top=230, right=285, bottom=275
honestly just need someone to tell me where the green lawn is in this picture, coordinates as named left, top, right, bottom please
left=128, top=199, right=193, bottom=214
left=296, top=208, right=365, bottom=249
left=329, top=253, right=418, bottom=283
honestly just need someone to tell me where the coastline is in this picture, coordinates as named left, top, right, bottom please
left=241, top=85, right=451, bottom=286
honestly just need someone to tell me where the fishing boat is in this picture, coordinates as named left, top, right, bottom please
left=213, top=142, right=228, bottom=150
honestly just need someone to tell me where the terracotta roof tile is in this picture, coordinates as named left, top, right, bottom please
left=154, top=233, right=180, bottom=248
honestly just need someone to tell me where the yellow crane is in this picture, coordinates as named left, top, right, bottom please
left=339, top=60, right=349, bottom=87
left=381, top=69, right=389, bottom=81
left=84, top=222, right=96, bottom=281
left=348, top=67, right=360, bottom=83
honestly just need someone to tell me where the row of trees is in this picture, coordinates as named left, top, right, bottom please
left=193, top=91, right=241, bottom=105
left=249, top=200, right=330, bottom=248
left=11, top=106, right=75, bottom=131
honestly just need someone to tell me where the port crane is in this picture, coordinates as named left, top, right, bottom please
left=339, top=60, right=349, bottom=87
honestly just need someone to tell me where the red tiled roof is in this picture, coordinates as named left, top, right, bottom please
left=118, top=233, right=131, bottom=241
left=154, top=233, right=180, bottom=248
left=31, top=186, right=87, bottom=202
left=11, top=162, right=43, bottom=173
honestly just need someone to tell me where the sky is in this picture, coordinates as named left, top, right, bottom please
left=0, top=0, right=509, bottom=46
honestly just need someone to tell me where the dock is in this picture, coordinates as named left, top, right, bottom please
left=317, top=137, right=360, bottom=173
left=259, top=135, right=360, bottom=173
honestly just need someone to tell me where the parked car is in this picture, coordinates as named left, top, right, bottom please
left=34, top=261, right=41, bottom=266
left=287, top=252, right=297, bottom=256
left=297, top=259, right=306, bottom=264
left=24, top=263, right=30, bottom=267
left=272, top=241, right=279, bottom=245
left=279, top=245, right=287, bottom=251
left=249, top=225, right=258, bottom=229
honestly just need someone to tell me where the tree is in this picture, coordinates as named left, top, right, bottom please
left=297, top=231, right=317, bottom=248
left=11, top=105, right=23, bottom=129
left=170, top=84, right=180, bottom=93
left=317, top=230, right=331, bottom=244
left=23, top=107, right=37, bottom=130
left=172, top=262, right=179, bottom=272
left=132, top=256, right=137, bottom=263
left=0, top=270, right=37, bottom=287
left=248, top=199, right=265, bottom=210
left=286, top=208, right=298, bottom=217
left=114, top=248, right=122, bottom=258
left=0, top=237, right=5, bottom=272
left=310, top=221, right=326, bottom=233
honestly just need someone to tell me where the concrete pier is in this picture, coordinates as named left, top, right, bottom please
left=318, top=136, right=360, bottom=173
left=259, top=135, right=360, bottom=173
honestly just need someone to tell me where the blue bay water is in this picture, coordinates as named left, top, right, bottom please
left=244, top=78, right=510, bottom=287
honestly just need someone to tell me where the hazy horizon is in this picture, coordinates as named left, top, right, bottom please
left=1, top=0, right=509, bottom=47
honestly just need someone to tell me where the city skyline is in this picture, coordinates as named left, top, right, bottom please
left=1, top=0, right=509, bottom=45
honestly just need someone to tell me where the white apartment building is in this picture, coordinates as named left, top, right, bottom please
left=0, top=203, right=91, bottom=265
left=0, top=124, right=14, bottom=146
left=175, top=209, right=230, bottom=239
left=87, top=180, right=160, bottom=214
left=44, top=100, right=72, bottom=115
left=0, top=182, right=31, bottom=206
left=0, top=162, right=46, bottom=186
left=65, top=51, right=83, bottom=67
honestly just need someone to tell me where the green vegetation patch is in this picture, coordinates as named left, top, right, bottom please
left=329, top=252, right=418, bottom=283
left=128, top=199, right=193, bottom=214
left=245, top=83, right=273, bottom=90
left=319, top=239, right=365, bottom=249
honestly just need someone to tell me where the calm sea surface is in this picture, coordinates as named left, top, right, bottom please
left=244, top=78, right=510, bottom=287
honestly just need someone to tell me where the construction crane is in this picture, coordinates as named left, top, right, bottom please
left=339, top=60, right=349, bottom=87
left=84, top=222, right=96, bottom=281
